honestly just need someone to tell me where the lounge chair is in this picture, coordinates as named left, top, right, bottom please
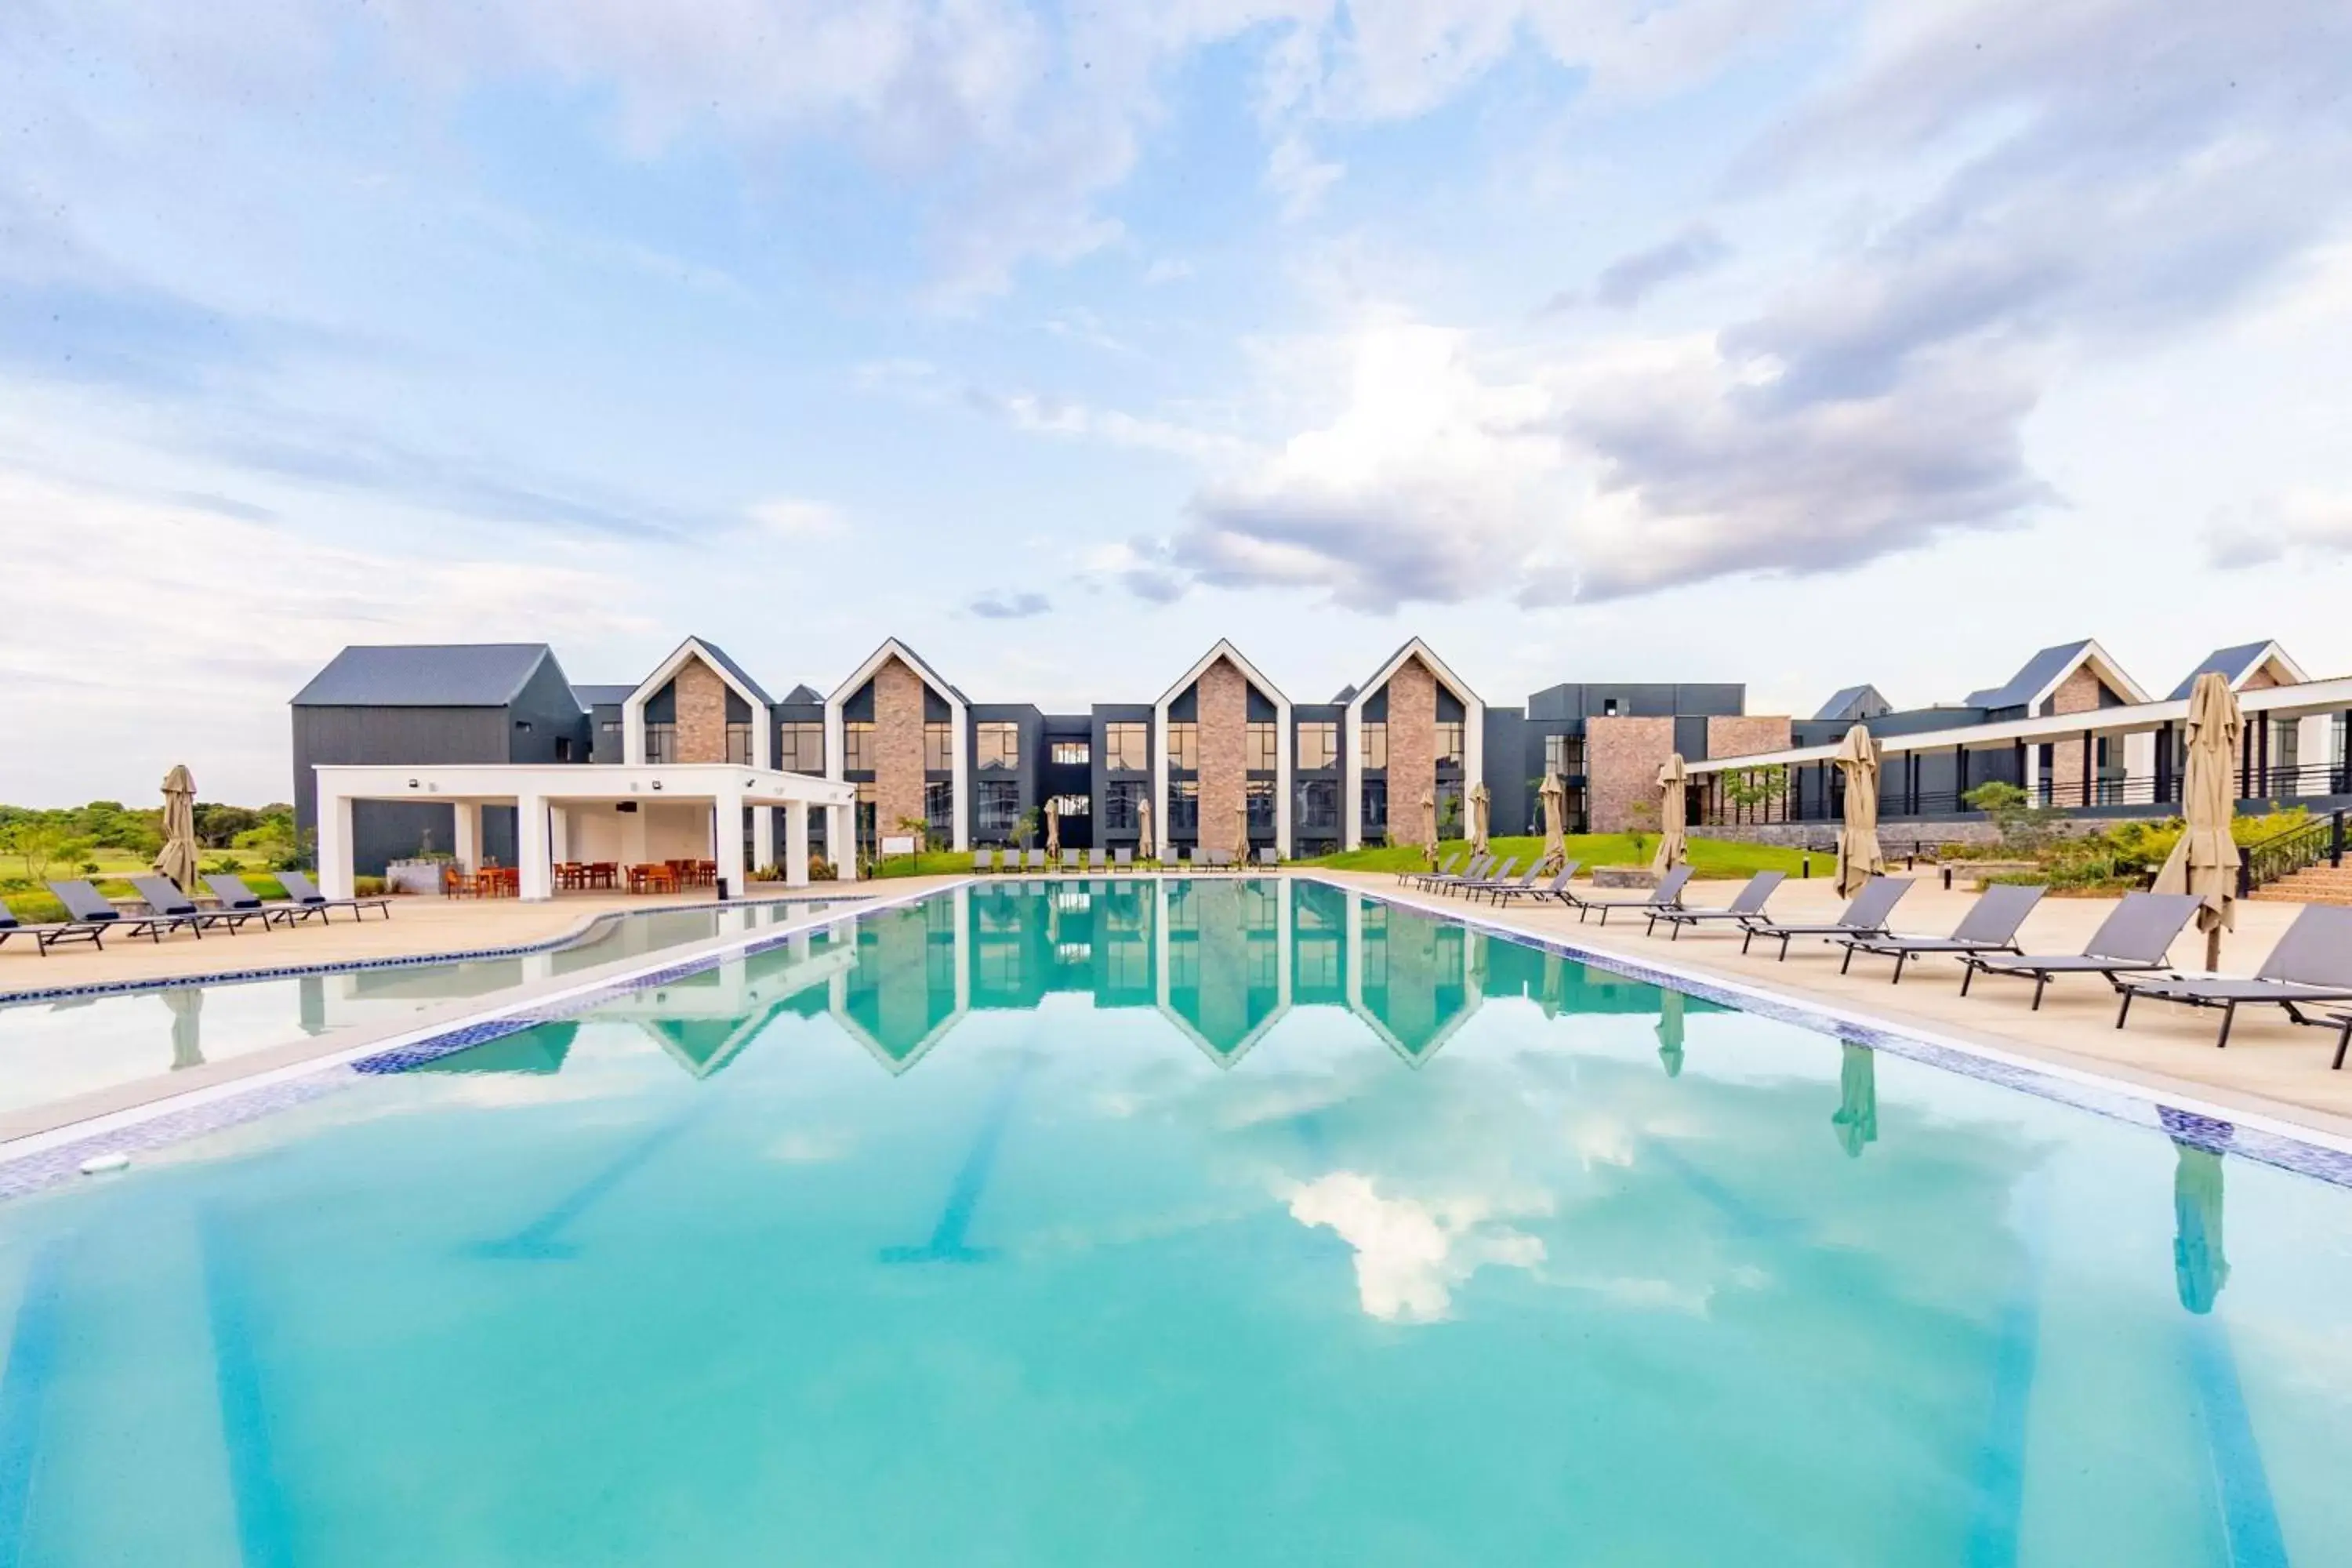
left=1834, top=884, right=2046, bottom=983
left=1089, top=848, right=1109, bottom=873
left=1452, top=857, right=1522, bottom=900
left=972, top=848, right=996, bottom=874
left=202, top=872, right=320, bottom=927
left=1202, top=848, right=1228, bottom=872
left=1025, top=849, right=1047, bottom=873
left=1404, top=851, right=1463, bottom=888
left=2114, top=905, right=2352, bottom=1049
left=1417, top=853, right=1490, bottom=895
left=1469, top=864, right=1541, bottom=905
left=1061, top=848, right=1081, bottom=873
left=129, top=875, right=268, bottom=935
left=1958, top=891, right=2201, bottom=1011
left=2332, top=1012, right=2352, bottom=1071
left=0, top=903, right=110, bottom=955
left=1258, top=848, right=1279, bottom=868
left=1492, top=862, right=1579, bottom=909
left=1644, top=870, right=1784, bottom=939
left=1114, top=848, right=1134, bottom=873
left=1739, top=876, right=1911, bottom=960
left=274, top=870, right=394, bottom=921
left=1569, top=865, right=1694, bottom=927
left=48, top=879, right=205, bottom=942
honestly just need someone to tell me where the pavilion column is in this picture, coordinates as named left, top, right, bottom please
left=829, top=803, right=858, bottom=880
left=454, top=800, right=483, bottom=870
left=785, top=802, right=811, bottom=887
left=318, top=789, right=355, bottom=901
left=550, top=805, right=572, bottom=866
left=517, top=793, right=554, bottom=902
left=754, top=806, right=778, bottom=875
left=715, top=790, right=748, bottom=895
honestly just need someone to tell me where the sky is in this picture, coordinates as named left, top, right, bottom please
left=5, top=0, right=2350, bottom=805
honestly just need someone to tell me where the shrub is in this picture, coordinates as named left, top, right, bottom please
left=354, top=875, right=389, bottom=897
left=810, top=856, right=837, bottom=881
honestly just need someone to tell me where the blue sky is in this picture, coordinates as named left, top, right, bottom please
left=6, top=0, right=2350, bottom=803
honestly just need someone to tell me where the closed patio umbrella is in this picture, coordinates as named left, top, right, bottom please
left=2171, top=1138, right=2230, bottom=1313
left=1538, top=771, right=1568, bottom=875
left=1418, top=789, right=1438, bottom=867
left=2154, top=671, right=2241, bottom=970
left=1833, top=724, right=1885, bottom=898
left=165, top=985, right=205, bottom=1072
left=1832, top=1044, right=1878, bottom=1158
left=1044, top=797, right=1062, bottom=857
left=154, top=764, right=201, bottom=895
left=1655, top=990, right=1686, bottom=1078
left=1468, top=783, right=1491, bottom=859
left=1651, top=754, right=1687, bottom=876
left=1234, top=800, right=1251, bottom=861
left=1137, top=795, right=1156, bottom=862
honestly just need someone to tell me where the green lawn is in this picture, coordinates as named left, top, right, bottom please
left=2, top=869, right=291, bottom=923
left=1297, top=834, right=1824, bottom=879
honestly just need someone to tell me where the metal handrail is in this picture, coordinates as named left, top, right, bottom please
left=2238, top=810, right=2347, bottom=897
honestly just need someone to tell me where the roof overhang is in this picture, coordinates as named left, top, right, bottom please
left=2028, top=638, right=2149, bottom=710
left=311, top=762, right=855, bottom=808
left=623, top=637, right=775, bottom=768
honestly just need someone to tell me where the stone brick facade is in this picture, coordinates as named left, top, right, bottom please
left=1704, top=715, right=1792, bottom=763
left=1586, top=716, right=1676, bottom=833
left=1385, top=655, right=1438, bottom=847
left=2045, top=660, right=2112, bottom=802
left=872, top=655, right=929, bottom=840
left=673, top=656, right=729, bottom=764
left=1196, top=655, right=1250, bottom=852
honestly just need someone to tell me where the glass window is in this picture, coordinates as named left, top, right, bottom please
left=845, top=722, right=874, bottom=773
left=644, top=722, right=676, bottom=764
left=778, top=722, right=824, bottom=774
left=1247, top=721, right=1278, bottom=772
left=978, top=780, right=1020, bottom=836
left=1360, top=722, right=1388, bottom=771
left=1104, top=722, right=1149, bottom=771
left=1296, top=721, right=1338, bottom=770
left=1171, top=779, right=1200, bottom=832
left=1436, top=720, right=1464, bottom=765
left=1051, top=740, right=1090, bottom=766
left=1247, top=779, right=1275, bottom=831
left=725, top=722, right=753, bottom=766
left=1543, top=734, right=1584, bottom=778
left=924, top=721, right=953, bottom=773
left=1297, top=777, right=1338, bottom=829
left=924, top=779, right=954, bottom=833
left=1104, top=779, right=1144, bottom=830
left=976, top=721, right=1020, bottom=769
left=1168, top=722, right=1200, bottom=771
left=1361, top=779, right=1388, bottom=833
left=1048, top=793, right=1091, bottom=817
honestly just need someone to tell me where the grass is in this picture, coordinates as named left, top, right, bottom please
left=1297, top=834, right=1824, bottom=879
left=2, top=871, right=293, bottom=924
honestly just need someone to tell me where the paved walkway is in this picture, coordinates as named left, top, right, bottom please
left=1319, top=870, right=2352, bottom=1141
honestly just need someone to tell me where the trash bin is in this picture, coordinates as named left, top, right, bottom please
left=716, top=877, right=730, bottom=902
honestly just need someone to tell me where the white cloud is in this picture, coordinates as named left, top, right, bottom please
left=1286, top=1170, right=1547, bottom=1323
left=750, top=497, right=847, bottom=538
left=2206, top=491, right=2352, bottom=568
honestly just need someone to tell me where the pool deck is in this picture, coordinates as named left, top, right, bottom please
left=1317, top=870, right=2352, bottom=1143
left=9, top=870, right=2351, bottom=1152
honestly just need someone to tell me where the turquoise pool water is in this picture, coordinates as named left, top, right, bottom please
left=0, top=901, right=834, bottom=1120
left=2, top=878, right=2348, bottom=1565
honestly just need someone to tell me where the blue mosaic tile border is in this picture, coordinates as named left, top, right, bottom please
left=0, top=895, right=865, bottom=1007
left=1327, top=878, right=2352, bottom=1192
left=0, top=892, right=901, bottom=1202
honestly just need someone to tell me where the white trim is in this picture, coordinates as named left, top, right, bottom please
left=622, top=637, right=773, bottom=771
left=2230, top=641, right=2309, bottom=691
left=822, top=638, right=970, bottom=853
left=1342, top=638, right=1484, bottom=851
left=2024, top=638, right=2150, bottom=712
left=1151, top=640, right=1293, bottom=856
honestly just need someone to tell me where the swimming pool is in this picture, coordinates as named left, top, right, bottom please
left=2, top=877, right=2347, bottom=1565
left=0, top=900, right=838, bottom=1122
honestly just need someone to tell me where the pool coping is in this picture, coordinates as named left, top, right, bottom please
left=0, top=881, right=942, bottom=1200
left=8, top=873, right=2352, bottom=1201
left=0, top=892, right=865, bottom=1007
left=1305, top=875, right=2352, bottom=1190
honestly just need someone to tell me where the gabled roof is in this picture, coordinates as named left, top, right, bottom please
left=293, top=644, right=567, bottom=708
left=630, top=636, right=774, bottom=713
left=1347, top=637, right=1480, bottom=713
left=1962, top=639, right=2147, bottom=710
left=1155, top=638, right=1289, bottom=709
left=828, top=637, right=968, bottom=708
left=1815, top=684, right=1891, bottom=723
left=571, top=684, right=637, bottom=709
left=780, top=683, right=825, bottom=705
left=2169, top=641, right=2307, bottom=699
left=1332, top=683, right=1359, bottom=704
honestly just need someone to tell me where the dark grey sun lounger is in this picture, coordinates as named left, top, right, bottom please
left=1834, top=883, right=2046, bottom=983
left=1567, top=865, right=1695, bottom=927
left=1424, top=854, right=1492, bottom=895
left=1451, top=857, right=1521, bottom=900
left=2114, top=905, right=2352, bottom=1050
left=2332, top=1013, right=2352, bottom=1071
left=1740, top=876, right=1912, bottom=960
left=1959, top=891, right=2201, bottom=1011
left=1493, top=862, right=1580, bottom=909
left=1404, top=851, right=1465, bottom=888
left=1468, top=863, right=1542, bottom=905
left=0, top=903, right=110, bottom=955
left=129, top=875, right=265, bottom=935
left=48, top=879, right=204, bottom=942
left=201, top=872, right=319, bottom=927
left=1645, top=870, right=1785, bottom=938
left=274, top=870, right=394, bottom=921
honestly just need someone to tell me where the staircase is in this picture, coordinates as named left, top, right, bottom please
left=2252, top=862, right=2352, bottom=906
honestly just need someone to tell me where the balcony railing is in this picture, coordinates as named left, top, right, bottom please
left=1699, top=759, right=2350, bottom=827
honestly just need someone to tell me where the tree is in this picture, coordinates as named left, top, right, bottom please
left=1, top=821, right=93, bottom=884
left=1722, top=764, right=1788, bottom=821
left=1622, top=799, right=1660, bottom=865
left=1963, top=781, right=2060, bottom=856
